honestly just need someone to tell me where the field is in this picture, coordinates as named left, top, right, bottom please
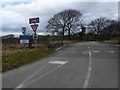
left=99, top=39, right=120, bottom=45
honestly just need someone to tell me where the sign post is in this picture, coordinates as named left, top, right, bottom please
left=22, top=27, right=26, bottom=35
left=29, top=17, right=39, bottom=48
left=20, top=35, right=29, bottom=49
left=20, top=26, right=29, bottom=49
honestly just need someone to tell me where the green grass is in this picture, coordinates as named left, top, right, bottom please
left=2, top=48, right=53, bottom=72
left=99, top=39, right=120, bottom=45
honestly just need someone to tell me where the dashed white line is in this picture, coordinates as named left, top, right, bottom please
left=115, top=45, right=120, bottom=47
left=21, top=64, right=66, bottom=88
left=16, top=85, right=23, bottom=88
left=15, top=61, right=68, bottom=89
left=55, top=47, right=62, bottom=51
left=83, top=50, right=92, bottom=88
left=108, top=51, right=115, bottom=53
left=15, top=63, right=49, bottom=89
left=92, top=51, right=100, bottom=53
left=49, top=60, right=68, bottom=65
left=55, top=45, right=66, bottom=51
left=63, top=45, right=66, bottom=47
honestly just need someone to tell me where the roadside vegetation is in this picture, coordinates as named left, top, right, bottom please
left=2, top=40, right=80, bottom=72
left=99, top=38, right=120, bottom=45
left=2, top=48, right=53, bottom=72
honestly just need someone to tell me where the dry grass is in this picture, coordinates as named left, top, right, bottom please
left=100, top=39, right=119, bottom=45
left=2, top=47, right=53, bottom=72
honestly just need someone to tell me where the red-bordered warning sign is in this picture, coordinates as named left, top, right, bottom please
left=30, top=24, right=38, bottom=33
left=29, top=17, right=39, bottom=33
left=29, top=17, right=39, bottom=24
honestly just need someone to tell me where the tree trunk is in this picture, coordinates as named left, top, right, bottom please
left=68, top=29, right=71, bottom=40
left=61, top=28, right=65, bottom=45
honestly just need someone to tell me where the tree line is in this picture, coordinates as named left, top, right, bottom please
left=46, top=9, right=120, bottom=41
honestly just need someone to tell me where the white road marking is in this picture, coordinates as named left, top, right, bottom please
left=108, top=51, right=115, bottom=53
left=22, top=64, right=63, bottom=88
left=16, top=85, right=23, bottom=88
left=15, top=61, right=68, bottom=89
left=55, top=47, right=62, bottom=51
left=15, top=63, right=49, bottom=89
left=83, top=51, right=100, bottom=54
left=88, top=47, right=90, bottom=49
left=115, top=45, right=120, bottom=47
left=92, top=51, right=100, bottom=53
left=49, top=60, right=68, bottom=65
left=83, top=51, right=89, bottom=54
left=63, top=45, right=66, bottom=47
left=83, top=50, right=92, bottom=88
left=55, top=44, right=66, bottom=51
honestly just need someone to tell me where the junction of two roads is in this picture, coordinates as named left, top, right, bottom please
left=2, top=42, right=119, bottom=89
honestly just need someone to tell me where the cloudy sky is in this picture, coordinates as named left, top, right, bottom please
left=0, top=0, right=119, bottom=36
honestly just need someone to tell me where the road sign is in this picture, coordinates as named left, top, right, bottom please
left=20, top=35, right=29, bottom=44
left=20, top=40, right=29, bottom=44
left=22, top=27, right=26, bottom=35
left=33, top=33, right=38, bottom=39
left=20, top=35, right=29, bottom=40
left=29, top=17, right=39, bottom=24
left=30, top=24, right=38, bottom=33
left=29, top=17, right=39, bottom=46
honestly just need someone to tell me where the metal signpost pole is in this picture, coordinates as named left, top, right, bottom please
left=34, top=32, right=37, bottom=48
left=35, top=39, right=37, bottom=48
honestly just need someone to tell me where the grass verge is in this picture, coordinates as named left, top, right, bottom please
left=2, top=48, right=53, bottom=72
left=2, top=40, right=80, bottom=72
left=99, top=39, right=120, bottom=45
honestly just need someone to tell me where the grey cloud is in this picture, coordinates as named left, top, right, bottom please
left=1, top=1, right=118, bottom=36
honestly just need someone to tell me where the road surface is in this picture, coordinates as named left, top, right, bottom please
left=2, top=42, right=119, bottom=89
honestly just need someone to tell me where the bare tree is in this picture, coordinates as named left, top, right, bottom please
left=102, top=20, right=120, bottom=38
left=87, top=17, right=120, bottom=40
left=46, top=9, right=83, bottom=40
left=87, top=17, right=111, bottom=35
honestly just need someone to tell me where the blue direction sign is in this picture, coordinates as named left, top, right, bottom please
left=20, top=35, right=29, bottom=40
left=20, top=35, right=29, bottom=43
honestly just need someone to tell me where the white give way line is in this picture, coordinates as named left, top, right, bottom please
left=49, top=61, right=68, bottom=65
left=15, top=61, right=68, bottom=89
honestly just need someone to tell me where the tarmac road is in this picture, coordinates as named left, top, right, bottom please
left=2, top=41, right=119, bottom=89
